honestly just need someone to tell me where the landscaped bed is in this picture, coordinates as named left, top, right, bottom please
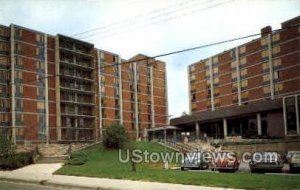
left=55, top=142, right=300, bottom=190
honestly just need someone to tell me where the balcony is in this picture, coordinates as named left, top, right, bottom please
left=60, top=71, right=93, bottom=82
left=60, top=83, right=94, bottom=94
left=60, top=59, right=93, bottom=70
left=61, top=99, right=95, bottom=106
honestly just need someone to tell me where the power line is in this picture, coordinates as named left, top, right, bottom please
left=82, top=0, right=232, bottom=41
left=72, top=0, right=201, bottom=38
left=1, top=24, right=299, bottom=85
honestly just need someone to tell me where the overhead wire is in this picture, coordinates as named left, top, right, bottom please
left=0, top=23, right=299, bottom=85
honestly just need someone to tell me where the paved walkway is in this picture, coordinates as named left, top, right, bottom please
left=0, top=164, right=241, bottom=190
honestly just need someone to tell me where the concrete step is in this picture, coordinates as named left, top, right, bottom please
left=36, top=155, right=69, bottom=163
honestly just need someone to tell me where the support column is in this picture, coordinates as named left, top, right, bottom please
left=150, top=66, right=155, bottom=128
left=133, top=62, right=139, bottom=140
left=267, top=34, right=275, bottom=100
left=97, top=51, right=103, bottom=140
left=55, top=36, right=61, bottom=141
left=195, top=122, right=200, bottom=140
left=283, top=97, right=288, bottom=136
left=257, top=113, right=262, bottom=136
left=173, top=130, right=177, bottom=141
left=296, top=96, right=300, bottom=135
left=208, top=57, right=215, bottom=111
left=10, top=25, right=16, bottom=145
left=223, top=118, right=228, bottom=137
left=235, top=47, right=242, bottom=106
left=44, top=34, right=49, bottom=144
left=118, top=56, right=123, bottom=125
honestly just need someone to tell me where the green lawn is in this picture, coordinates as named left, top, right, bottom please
left=55, top=142, right=300, bottom=190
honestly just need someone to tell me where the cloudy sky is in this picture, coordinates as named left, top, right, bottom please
left=1, top=0, right=299, bottom=118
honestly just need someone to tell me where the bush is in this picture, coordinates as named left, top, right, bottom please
left=103, top=124, right=128, bottom=149
left=66, top=152, right=88, bottom=165
left=0, top=152, right=34, bottom=170
left=0, top=135, right=15, bottom=157
left=0, top=156, right=22, bottom=170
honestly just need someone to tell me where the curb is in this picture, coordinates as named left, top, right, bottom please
left=0, top=176, right=114, bottom=190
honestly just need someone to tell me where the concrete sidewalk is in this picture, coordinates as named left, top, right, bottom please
left=0, top=164, right=241, bottom=190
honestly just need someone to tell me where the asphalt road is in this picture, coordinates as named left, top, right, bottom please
left=0, top=181, right=65, bottom=190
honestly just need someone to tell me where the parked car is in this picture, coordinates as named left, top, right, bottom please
left=249, top=152, right=283, bottom=173
left=289, top=152, right=300, bottom=172
left=181, top=151, right=211, bottom=170
left=212, top=151, right=239, bottom=172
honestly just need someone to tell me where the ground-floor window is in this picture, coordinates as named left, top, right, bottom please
left=284, top=95, right=300, bottom=135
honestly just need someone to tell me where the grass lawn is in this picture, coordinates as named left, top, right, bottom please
left=55, top=142, right=300, bottom=190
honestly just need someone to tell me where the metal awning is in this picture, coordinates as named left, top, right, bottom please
left=170, top=99, right=282, bottom=126
left=146, top=125, right=181, bottom=132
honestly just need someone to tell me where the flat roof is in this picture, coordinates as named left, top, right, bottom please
left=170, top=99, right=282, bottom=126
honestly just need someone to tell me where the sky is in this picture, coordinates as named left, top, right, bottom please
left=0, top=0, right=299, bottom=118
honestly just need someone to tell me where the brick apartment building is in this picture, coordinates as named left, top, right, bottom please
left=0, top=24, right=168, bottom=144
left=171, top=16, right=300, bottom=140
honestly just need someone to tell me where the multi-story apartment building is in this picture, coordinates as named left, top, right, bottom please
left=171, top=16, right=300, bottom=139
left=0, top=24, right=168, bottom=144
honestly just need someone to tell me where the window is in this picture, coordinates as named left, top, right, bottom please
left=15, top=71, right=22, bottom=80
left=15, top=113, right=23, bottom=125
left=241, top=69, right=247, bottom=77
left=273, top=59, right=282, bottom=68
left=261, top=36, right=268, bottom=46
left=241, top=80, right=248, bottom=89
left=239, top=46, right=246, bottom=54
left=240, top=57, right=246, bottom=66
left=272, top=46, right=281, bottom=55
left=37, top=87, right=45, bottom=97
left=37, top=101, right=45, bottom=109
left=190, top=65, right=195, bottom=72
left=205, top=69, right=210, bottom=77
left=261, top=50, right=269, bottom=59
left=213, top=77, right=219, bottom=85
left=231, top=61, right=237, bottom=69
left=15, top=29, right=22, bottom=38
left=213, top=57, right=218, bottom=64
left=232, top=72, right=237, bottom=79
left=15, top=85, right=23, bottom=96
left=0, top=42, right=9, bottom=52
left=16, top=99, right=22, bottom=109
left=262, top=62, right=268, bottom=71
left=204, top=60, right=210, bottom=67
left=263, top=74, right=270, bottom=82
left=191, top=93, right=196, bottom=102
left=214, top=98, right=220, bottom=107
left=190, top=74, right=195, bottom=81
left=263, top=86, right=271, bottom=94
left=275, top=83, right=283, bottom=92
left=213, top=67, right=218, bottom=74
left=37, top=61, right=45, bottom=70
left=241, top=91, right=249, bottom=101
left=272, top=33, right=280, bottom=42
left=274, top=71, right=279, bottom=80
left=15, top=57, right=23, bottom=67
left=214, top=88, right=220, bottom=96
left=15, top=43, right=21, bottom=52
left=36, top=34, right=44, bottom=43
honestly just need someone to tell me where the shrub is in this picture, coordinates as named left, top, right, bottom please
left=66, top=152, right=88, bottom=165
left=0, top=156, right=22, bottom=170
left=103, top=124, right=128, bottom=149
left=0, top=135, right=15, bottom=157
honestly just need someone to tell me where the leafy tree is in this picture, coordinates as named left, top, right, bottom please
left=103, top=123, right=128, bottom=149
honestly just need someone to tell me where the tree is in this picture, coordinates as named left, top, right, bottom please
left=103, top=123, right=128, bottom=149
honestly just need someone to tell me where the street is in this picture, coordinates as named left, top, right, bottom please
left=0, top=181, right=65, bottom=190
